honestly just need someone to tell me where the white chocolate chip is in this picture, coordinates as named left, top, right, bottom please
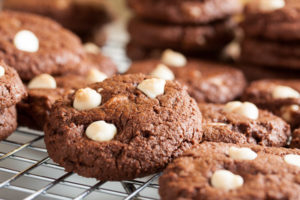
left=28, top=74, right=56, bottom=89
left=83, top=43, right=100, bottom=54
left=0, top=65, right=5, bottom=78
left=272, top=86, right=300, bottom=99
left=137, top=78, right=166, bottom=99
left=224, top=42, right=241, bottom=60
left=223, top=101, right=243, bottom=113
left=150, top=64, right=175, bottom=80
left=14, top=30, right=39, bottom=52
left=161, top=49, right=187, bottom=67
left=281, top=105, right=299, bottom=122
left=211, top=170, right=244, bottom=190
left=284, top=154, right=300, bottom=167
left=73, top=88, right=101, bottom=111
left=86, top=120, right=117, bottom=142
left=257, top=0, right=285, bottom=12
left=224, top=101, right=259, bottom=120
left=229, top=147, right=257, bottom=160
left=86, top=68, right=107, bottom=84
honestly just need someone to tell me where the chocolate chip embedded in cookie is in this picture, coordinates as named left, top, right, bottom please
left=126, top=54, right=246, bottom=103
left=159, top=142, right=300, bottom=200
left=199, top=102, right=291, bottom=146
left=0, top=11, right=89, bottom=81
left=242, top=79, right=300, bottom=128
left=0, top=62, right=27, bottom=110
left=44, top=74, right=202, bottom=180
left=127, top=0, right=242, bottom=24
left=291, top=128, right=300, bottom=148
left=0, top=106, right=18, bottom=141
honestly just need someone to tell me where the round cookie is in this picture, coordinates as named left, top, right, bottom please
left=242, top=0, right=300, bottom=41
left=242, top=79, right=300, bottom=128
left=128, top=18, right=236, bottom=53
left=159, top=142, right=300, bottom=200
left=0, top=11, right=90, bottom=81
left=126, top=58, right=246, bottom=103
left=0, top=106, right=18, bottom=141
left=3, top=0, right=112, bottom=40
left=0, top=61, right=27, bottom=109
left=241, top=38, right=300, bottom=70
left=44, top=74, right=202, bottom=180
left=127, top=0, right=242, bottom=24
left=199, top=103, right=291, bottom=147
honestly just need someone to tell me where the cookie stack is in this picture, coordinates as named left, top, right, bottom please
left=126, top=0, right=243, bottom=60
left=0, top=62, right=26, bottom=141
left=240, top=0, right=300, bottom=80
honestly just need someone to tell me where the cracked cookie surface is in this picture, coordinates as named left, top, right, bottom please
left=44, top=74, right=202, bottom=180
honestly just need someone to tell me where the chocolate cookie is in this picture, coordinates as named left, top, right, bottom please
left=44, top=74, right=202, bottom=180
left=242, top=79, right=300, bottom=128
left=128, top=18, right=236, bottom=53
left=290, top=128, right=300, bottom=148
left=159, top=142, right=300, bottom=200
left=3, top=0, right=112, bottom=40
left=199, top=103, right=291, bottom=146
left=241, top=38, right=300, bottom=70
left=0, top=62, right=27, bottom=109
left=126, top=57, right=246, bottom=103
left=0, top=106, right=18, bottom=141
left=0, top=11, right=92, bottom=81
left=242, top=0, right=300, bottom=41
left=127, top=0, right=242, bottom=24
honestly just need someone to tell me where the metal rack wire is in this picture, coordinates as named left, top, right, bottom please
left=0, top=18, right=161, bottom=200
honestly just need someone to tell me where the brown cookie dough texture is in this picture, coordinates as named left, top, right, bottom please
left=199, top=103, right=291, bottom=146
left=242, top=79, right=300, bottom=128
left=0, top=106, right=18, bottom=141
left=128, top=18, right=236, bottom=54
left=0, top=62, right=27, bottom=109
left=159, top=142, right=300, bottom=200
left=291, top=128, right=300, bottom=148
left=0, top=11, right=96, bottom=81
left=126, top=59, right=246, bottom=103
left=44, top=74, right=202, bottom=180
left=127, top=0, right=243, bottom=24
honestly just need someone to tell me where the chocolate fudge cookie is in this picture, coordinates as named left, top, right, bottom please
left=126, top=53, right=246, bottom=103
left=128, top=18, right=236, bottom=53
left=0, top=11, right=91, bottom=81
left=0, top=106, right=18, bottom=141
left=199, top=103, right=291, bottom=146
left=0, top=62, right=27, bottom=109
left=127, top=0, right=242, bottom=24
left=159, top=142, right=300, bottom=200
left=241, top=38, right=300, bottom=70
left=44, top=74, right=202, bottom=180
left=242, top=0, right=300, bottom=41
left=243, top=79, right=300, bottom=128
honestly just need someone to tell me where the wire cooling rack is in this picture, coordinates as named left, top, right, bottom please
left=0, top=12, right=161, bottom=200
